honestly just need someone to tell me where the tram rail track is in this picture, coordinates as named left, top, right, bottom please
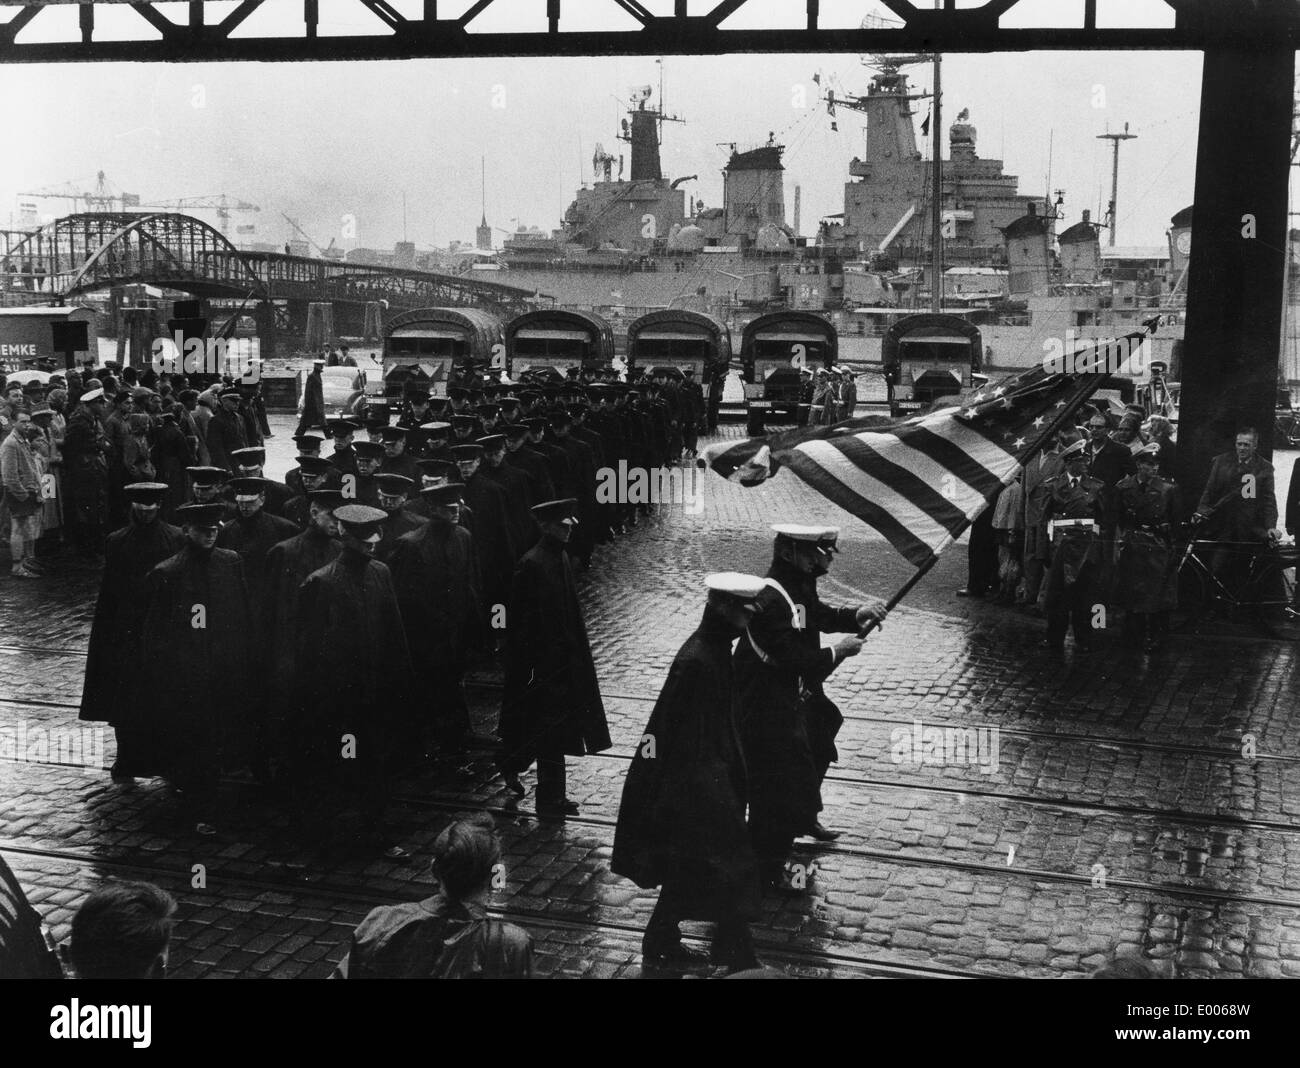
left=0, top=839, right=989, bottom=979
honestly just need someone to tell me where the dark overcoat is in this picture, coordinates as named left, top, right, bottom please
left=612, top=609, right=759, bottom=920
left=499, top=538, right=610, bottom=771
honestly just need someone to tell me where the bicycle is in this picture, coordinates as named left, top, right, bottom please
left=1171, top=532, right=1299, bottom=637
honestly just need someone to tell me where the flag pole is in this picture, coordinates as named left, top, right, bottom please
left=856, top=327, right=1157, bottom=638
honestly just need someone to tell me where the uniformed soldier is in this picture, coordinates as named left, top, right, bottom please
left=79, top=482, right=184, bottom=781
left=264, top=488, right=343, bottom=769
left=477, top=434, right=538, bottom=552
left=373, top=473, right=427, bottom=562
left=613, top=572, right=766, bottom=975
left=379, top=426, right=421, bottom=482
left=733, top=524, right=883, bottom=889
left=498, top=498, right=611, bottom=818
left=453, top=442, right=518, bottom=619
left=229, top=446, right=294, bottom=517
left=327, top=417, right=361, bottom=476
left=291, top=503, right=414, bottom=861
left=451, top=413, right=483, bottom=444
left=139, top=501, right=255, bottom=835
left=388, top=483, right=482, bottom=753
left=287, top=431, right=328, bottom=496
left=217, top=476, right=299, bottom=605
left=185, top=465, right=230, bottom=508
left=419, top=421, right=453, bottom=463
left=351, top=440, right=385, bottom=506
left=1115, top=442, right=1181, bottom=652
left=1040, top=439, right=1109, bottom=654
left=503, top=422, right=555, bottom=502
left=283, top=455, right=337, bottom=528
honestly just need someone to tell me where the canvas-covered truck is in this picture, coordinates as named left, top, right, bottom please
left=882, top=313, right=981, bottom=417
left=740, top=310, right=836, bottom=433
left=382, top=307, right=505, bottom=401
left=627, top=309, right=732, bottom=429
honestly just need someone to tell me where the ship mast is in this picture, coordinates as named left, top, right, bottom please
left=930, top=50, right=942, bottom=314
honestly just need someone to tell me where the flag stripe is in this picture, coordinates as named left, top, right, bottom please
left=781, top=448, right=938, bottom=566
left=815, top=435, right=971, bottom=533
left=894, top=424, right=1009, bottom=495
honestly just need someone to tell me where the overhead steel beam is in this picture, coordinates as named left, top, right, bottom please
left=0, top=0, right=1297, bottom=62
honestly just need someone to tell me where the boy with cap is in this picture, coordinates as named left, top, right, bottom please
left=350, top=440, right=385, bottom=506
left=291, top=504, right=415, bottom=861
left=613, top=572, right=767, bottom=975
left=80, top=483, right=184, bottom=779
left=498, top=499, right=610, bottom=817
left=388, top=483, right=482, bottom=753
left=139, top=502, right=255, bottom=834
left=1115, top=443, right=1181, bottom=652
left=733, top=524, right=886, bottom=888
left=1, top=409, right=44, bottom=577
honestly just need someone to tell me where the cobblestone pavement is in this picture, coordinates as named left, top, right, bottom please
left=3, top=415, right=1300, bottom=978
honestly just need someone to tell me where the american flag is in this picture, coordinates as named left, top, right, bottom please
left=703, top=332, right=1150, bottom=568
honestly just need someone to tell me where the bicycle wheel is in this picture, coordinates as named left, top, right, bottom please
left=1237, top=558, right=1296, bottom=638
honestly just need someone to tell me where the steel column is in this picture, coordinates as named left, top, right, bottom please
left=1176, top=44, right=1295, bottom=506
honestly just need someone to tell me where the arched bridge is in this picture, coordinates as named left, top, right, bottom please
left=0, top=212, right=547, bottom=317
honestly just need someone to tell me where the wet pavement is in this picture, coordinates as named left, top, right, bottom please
left=3, top=415, right=1300, bottom=979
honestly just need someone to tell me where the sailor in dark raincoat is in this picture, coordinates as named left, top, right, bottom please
left=138, top=502, right=255, bottom=834
left=229, top=446, right=295, bottom=518
left=79, top=482, right=184, bottom=779
left=326, top=417, right=361, bottom=477
left=379, top=426, right=422, bottom=482
left=291, top=503, right=415, bottom=861
left=263, top=488, right=343, bottom=767
left=1115, top=443, right=1182, bottom=651
left=453, top=443, right=519, bottom=617
left=477, top=434, right=538, bottom=554
left=733, top=525, right=882, bottom=888
left=286, top=431, right=329, bottom=498
left=216, top=476, right=299, bottom=606
left=282, top=455, right=336, bottom=528
left=613, top=573, right=767, bottom=975
left=1040, top=439, right=1109, bottom=653
left=388, top=484, right=482, bottom=751
left=503, top=422, right=555, bottom=502
left=373, top=473, right=427, bottom=562
left=547, top=411, right=598, bottom=567
left=497, top=498, right=610, bottom=817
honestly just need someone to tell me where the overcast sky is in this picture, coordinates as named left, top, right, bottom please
left=0, top=0, right=1232, bottom=252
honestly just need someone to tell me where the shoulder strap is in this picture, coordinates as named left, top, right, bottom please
left=746, top=577, right=804, bottom=666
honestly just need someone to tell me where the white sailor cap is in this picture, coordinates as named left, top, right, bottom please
left=704, top=572, right=767, bottom=601
left=419, top=421, right=452, bottom=432
left=79, top=387, right=106, bottom=403
left=771, top=523, right=841, bottom=550
left=1061, top=439, right=1088, bottom=459
left=1134, top=441, right=1161, bottom=460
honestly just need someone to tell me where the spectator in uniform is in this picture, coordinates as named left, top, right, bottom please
left=1039, top=440, right=1108, bottom=654
left=1115, top=443, right=1181, bottom=652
